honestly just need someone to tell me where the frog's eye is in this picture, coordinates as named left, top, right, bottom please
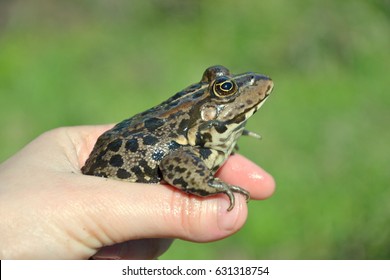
left=212, top=77, right=238, bottom=97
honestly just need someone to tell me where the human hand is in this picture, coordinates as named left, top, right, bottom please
left=0, top=125, right=275, bottom=259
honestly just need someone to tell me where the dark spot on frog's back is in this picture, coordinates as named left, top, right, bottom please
left=117, top=168, right=131, bottom=179
left=143, top=135, right=159, bottom=145
left=144, top=117, right=165, bottom=131
left=107, top=139, right=123, bottom=152
left=125, top=138, right=138, bottom=152
left=109, top=154, right=124, bottom=167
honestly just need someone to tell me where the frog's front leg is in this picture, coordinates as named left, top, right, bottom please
left=159, top=146, right=250, bottom=211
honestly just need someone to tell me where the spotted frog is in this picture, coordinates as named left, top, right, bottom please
left=82, top=65, right=274, bottom=211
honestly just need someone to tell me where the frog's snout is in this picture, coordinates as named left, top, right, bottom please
left=265, top=80, right=274, bottom=96
left=251, top=74, right=273, bottom=96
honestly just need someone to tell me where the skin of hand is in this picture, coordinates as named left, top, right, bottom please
left=0, top=125, right=275, bottom=260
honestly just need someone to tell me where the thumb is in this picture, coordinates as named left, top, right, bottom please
left=73, top=174, right=248, bottom=249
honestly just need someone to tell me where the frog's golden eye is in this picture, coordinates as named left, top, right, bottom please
left=212, top=77, right=237, bottom=97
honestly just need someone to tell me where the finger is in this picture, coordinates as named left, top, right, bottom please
left=216, top=154, right=276, bottom=200
left=72, top=174, right=248, bottom=246
left=12, top=125, right=116, bottom=172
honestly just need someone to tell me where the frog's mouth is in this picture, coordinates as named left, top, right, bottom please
left=228, top=95, right=270, bottom=125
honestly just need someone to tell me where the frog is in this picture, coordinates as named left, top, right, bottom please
left=81, top=65, right=274, bottom=211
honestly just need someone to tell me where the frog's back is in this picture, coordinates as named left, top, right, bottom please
left=82, top=121, right=170, bottom=183
left=81, top=89, right=199, bottom=183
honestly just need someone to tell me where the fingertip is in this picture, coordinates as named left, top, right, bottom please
left=216, top=154, right=276, bottom=200
left=253, top=170, right=276, bottom=200
left=162, top=188, right=249, bottom=242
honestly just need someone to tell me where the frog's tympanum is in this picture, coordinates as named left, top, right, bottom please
left=82, top=65, right=274, bottom=211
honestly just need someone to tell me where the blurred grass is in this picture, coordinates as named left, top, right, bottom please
left=1, top=0, right=389, bottom=259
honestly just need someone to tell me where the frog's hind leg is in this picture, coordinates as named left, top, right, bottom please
left=159, top=146, right=250, bottom=211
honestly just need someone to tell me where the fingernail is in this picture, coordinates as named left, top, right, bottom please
left=217, top=197, right=240, bottom=231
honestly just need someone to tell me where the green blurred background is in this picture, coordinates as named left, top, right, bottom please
left=1, top=0, right=389, bottom=259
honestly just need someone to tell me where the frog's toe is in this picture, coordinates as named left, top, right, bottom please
left=228, top=185, right=251, bottom=202
left=208, top=179, right=250, bottom=211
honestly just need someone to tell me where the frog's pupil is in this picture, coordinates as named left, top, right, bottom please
left=221, top=82, right=232, bottom=91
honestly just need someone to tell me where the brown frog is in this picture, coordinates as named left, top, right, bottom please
left=82, top=65, right=274, bottom=211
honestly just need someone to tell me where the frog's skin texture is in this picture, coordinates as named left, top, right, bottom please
left=82, top=65, right=274, bottom=211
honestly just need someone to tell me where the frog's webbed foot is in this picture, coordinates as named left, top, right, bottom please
left=159, top=146, right=250, bottom=211
left=242, top=129, right=262, bottom=140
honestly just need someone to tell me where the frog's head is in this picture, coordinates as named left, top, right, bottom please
left=200, top=65, right=273, bottom=124
left=188, top=65, right=273, bottom=150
